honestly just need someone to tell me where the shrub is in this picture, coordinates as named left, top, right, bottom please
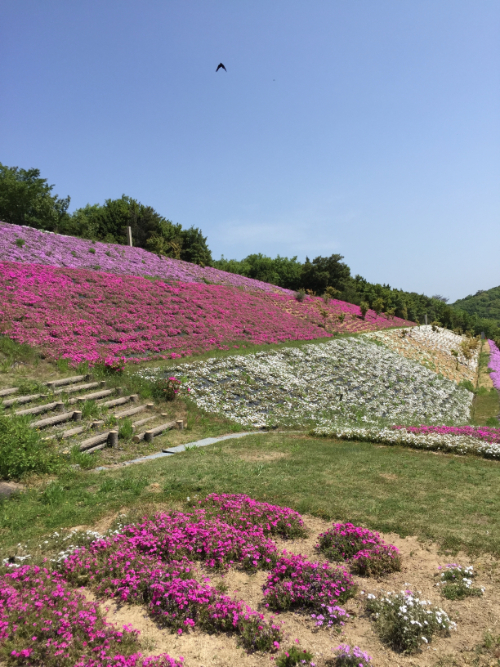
left=276, top=646, right=315, bottom=667
left=14, top=238, right=25, bottom=248
left=263, top=552, right=355, bottom=611
left=103, top=357, right=126, bottom=374
left=366, top=589, right=456, bottom=653
left=360, top=302, right=369, bottom=319
left=88, top=247, right=96, bottom=254
left=0, top=411, right=61, bottom=480
left=118, top=510, right=278, bottom=571
left=295, top=289, right=305, bottom=302
left=436, top=564, right=484, bottom=600
left=332, top=644, right=372, bottom=666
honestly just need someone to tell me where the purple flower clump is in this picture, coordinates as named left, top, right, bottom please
left=488, top=339, right=500, bottom=390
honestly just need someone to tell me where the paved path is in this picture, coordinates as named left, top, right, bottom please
left=93, top=432, right=255, bottom=472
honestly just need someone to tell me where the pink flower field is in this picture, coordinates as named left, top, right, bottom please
left=0, top=222, right=290, bottom=295
left=0, top=259, right=413, bottom=365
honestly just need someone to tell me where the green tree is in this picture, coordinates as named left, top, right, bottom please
left=300, top=254, right=351, bottom=293
left=0, top=163, right=70, bottom=231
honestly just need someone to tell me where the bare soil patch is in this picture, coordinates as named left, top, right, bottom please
left=84, top=515, right=500, bottom=667
left=238, top=451, right=289, bottom=462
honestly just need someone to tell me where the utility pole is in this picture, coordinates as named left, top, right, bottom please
left=127, top=226, right=133, bottom=247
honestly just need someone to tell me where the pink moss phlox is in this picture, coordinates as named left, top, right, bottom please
left=196, top=493, right=306, bottom=538
left=317, top=523, right=385, bottom=561
left=0, top=564, right=183, bottom=667
left=263, top=552, right=355, bottom=612
left=60, top=536, right=281, bottom=651
left=0, top=239, right=414, bottom=366
left=487, top=340, right=500, bottom=390
left=115, top=510, right=278, bottom=571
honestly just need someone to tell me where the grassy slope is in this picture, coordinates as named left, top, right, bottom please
left=2, top=433, right=499, bottom=558
left=453, top=285, right=500, bottom=324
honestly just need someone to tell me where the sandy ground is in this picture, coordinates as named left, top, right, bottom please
left=81, top=515, right=500, bottom=667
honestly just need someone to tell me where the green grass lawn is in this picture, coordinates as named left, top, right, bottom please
left=2, top=433, right=499, bottom=559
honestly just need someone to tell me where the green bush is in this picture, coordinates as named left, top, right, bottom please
left=0, top=411, right=61, bottom=480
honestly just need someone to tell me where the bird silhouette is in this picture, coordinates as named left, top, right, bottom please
left=216, top=63, right=227, bottom=72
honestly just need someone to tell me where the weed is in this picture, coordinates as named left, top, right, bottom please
left=0, top=411, right=61, bottom=480
left=119, top=418, right=134, bottom=440
left=81, top=400, right=100, bottom=420
left=14, top=238, right=25, bottom=248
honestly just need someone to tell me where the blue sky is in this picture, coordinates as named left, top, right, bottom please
left=1, top=1, right=499, bottom=301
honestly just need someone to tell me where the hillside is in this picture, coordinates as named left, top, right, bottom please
left=0, top=221, right=290, bottom=295
left=453, top=285, right=500, bottom=323
left=0, top=261, right=413, bottom=365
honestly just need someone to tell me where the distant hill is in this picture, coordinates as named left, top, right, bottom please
left=453, top=286, right=500, bottom=324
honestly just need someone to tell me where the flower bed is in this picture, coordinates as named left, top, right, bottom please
left=316, top=523, right=401, bottom=576
left=61, top=542, right=281, bottom=651
left=0, top=222, right=290, bottom=295
left=312, top=425, right=500, bottom=460
left=366, top=326, right=479, bottom=384
left=0, top=261, right=414, bottom=365
left=0, top=564, right=183, bottom=667
left=488, top=339, right=500, bottom=390
left=116, top=510, right=278, bottom=571
left=263, top=552, right=355, bottom=612
left=366, top=589, right=455, bottom=653
left=157, top=337, right=472, bottom=428
left=194, top=493, right=306, bottom=538
left=0, top=262, right=328, bottom=364
left=392, top=424, right=500, bottom=443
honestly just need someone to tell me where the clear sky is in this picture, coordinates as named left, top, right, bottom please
left=1, top=1, right=499, bottom=301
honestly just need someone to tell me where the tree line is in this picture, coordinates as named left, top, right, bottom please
left=1, top=161, right=499, bottom=343
left=0, top=163, right=211, bottom=266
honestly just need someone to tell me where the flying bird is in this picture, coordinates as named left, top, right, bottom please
left=216, top=63, right=227, bottom=72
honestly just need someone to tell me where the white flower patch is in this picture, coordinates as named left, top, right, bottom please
left=140, top=337, right=472, bottom=428
left=312, top=426, right=500, bottom=460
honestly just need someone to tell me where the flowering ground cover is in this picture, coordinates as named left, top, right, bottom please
left=0, top=261, right=413, bottom=366
left=2, top=453, right=500, bottom=666
left=488, top=339, right=500, bottom=390
left=0, top=564, right=184, bottom=667
left=194, top=493, right=306, bottom=538
left=365, top=589, right=456, bottom=654
left=0, top=262, right=327, bottom=365
left=151, top=337, right=472, bottom=428
left=392, top=424, right=500, bottom=443
left=366, top=325, right=479, bottom=384
left=316, top=523, right=401, bottom=577
left=0, top=222, right=291, bottom=295
left=263, top=552, right=355, bottom=612
left=312, top=425, right=500, bottom=460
